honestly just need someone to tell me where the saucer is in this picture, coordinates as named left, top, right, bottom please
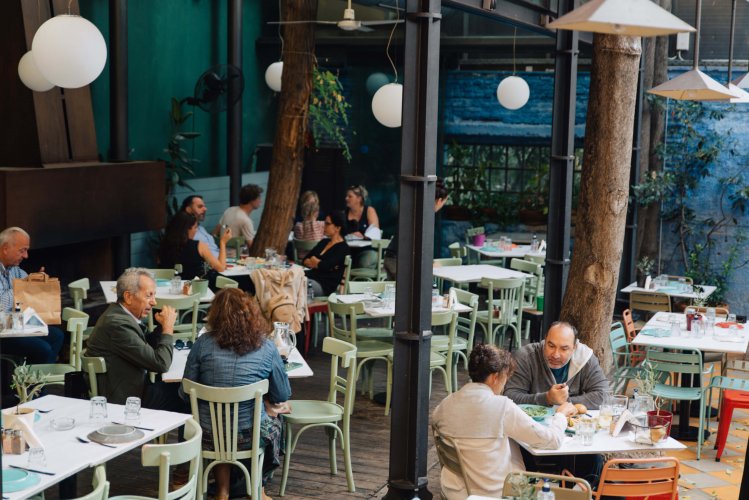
left=2, top=468, right=41, bottom=493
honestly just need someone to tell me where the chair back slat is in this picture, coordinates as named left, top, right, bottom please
left=594, top=457, right=678, bottom=500
left=68, top=278, right=90, bottom=311
left=646, top=348, right=703, bottom=375
left=630, top=291, right=671, bottom=314
left=322, top=337, right=357, bottom=415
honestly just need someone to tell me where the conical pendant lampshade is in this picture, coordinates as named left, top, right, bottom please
left=648, top=0, right=739, bottom=101
left=548, top=0, right=695, bottom=36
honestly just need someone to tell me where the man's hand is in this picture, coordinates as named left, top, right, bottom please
left=219, top=227, right=233, bottom=245
left=555, top=402, right=577, bottom=417
left=154, top=305, right=177, bottom=335
left=546, top=383, right=569, bottom=405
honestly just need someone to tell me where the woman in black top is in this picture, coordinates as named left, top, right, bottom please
left=303, top=211, right=351, bottom=296
left=158, top=211, right=232, bottom=280
left=344, top=184, right=379, bottom=238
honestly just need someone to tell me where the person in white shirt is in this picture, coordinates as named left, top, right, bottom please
left=181, top=195, right=220, bottom=257
left=214, top=184, right=263, bottom=247
left=432, top=344, right=576, bottom=499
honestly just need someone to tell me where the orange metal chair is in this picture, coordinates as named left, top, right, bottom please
left=593, top=457, right=679, bottom=500
left=708, top=363, right=749, bottom=461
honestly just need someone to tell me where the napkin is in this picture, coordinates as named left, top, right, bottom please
left=716, top=322, right=744, bottom=329
left=640, top=328, right=670, bottom=338
left=539, top=240, right=547, bottom=253
left=2, top=409, right=44, bottom=450
left=364, top=226, right=382, bottom=240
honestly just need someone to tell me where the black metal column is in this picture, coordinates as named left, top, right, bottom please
left=385, top=1, right=441, bottom=499
left=543, top=0, right=578, bottom=333
left=109, top=0, right=130, bottom=275
left=227, top=0, right=242, bottom=205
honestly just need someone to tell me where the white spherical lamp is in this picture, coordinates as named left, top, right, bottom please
left=496, top=75, right=530, bottom=110
left=18, top=51, right=54, bottom=92
left=32, top=15, right=107, bottom=89
left=366, top=72, right=390, bottom=95
left=371, top=83, right=403, bottom=128
left=265, top=61, right=283, bottom=92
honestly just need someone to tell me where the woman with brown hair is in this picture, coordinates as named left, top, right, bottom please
left=432, top=344, right=576, bottom=499
left=182, top=288, right=290, bottom=500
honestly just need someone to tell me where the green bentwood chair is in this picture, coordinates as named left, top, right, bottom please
left=476, top=277, right=525, bottom=350
left=280, top=338, right=357, bottom=496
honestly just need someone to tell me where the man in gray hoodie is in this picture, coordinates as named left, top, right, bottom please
left=505, top=321, right=609, bottom=486
left=504, top=320, right=610, bottom=410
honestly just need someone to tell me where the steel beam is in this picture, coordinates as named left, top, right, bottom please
left=228, top=0, right=242, bottom=205
left=385, top=1, right=442, bottom=498
left=542, top=0, right=577, bottom=333
left=443, top=0, right=555, bottom=36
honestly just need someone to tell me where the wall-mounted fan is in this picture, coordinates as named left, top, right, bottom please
left=185, top=64, right=244, bottom=113
left=268, top=0, right=403, bottom=33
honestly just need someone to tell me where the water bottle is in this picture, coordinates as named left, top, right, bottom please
left=12, top=302, right=23, bottom=332
left=537, top=480, right=555, bottom=500
left=307, top=283, right=315, bottom=304
left=531, top=233, right=539, bottom=253
left=432, top=284, right=440, bottom=306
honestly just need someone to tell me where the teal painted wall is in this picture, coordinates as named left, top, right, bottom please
left=79, top=0, right=276, bottom=177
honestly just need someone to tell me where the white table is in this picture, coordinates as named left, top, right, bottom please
left=332, top=294, right=471, bottom=317
left=466, top=244, right=545, bottom=260
left=632, top=312, right=749, bottom=355
left=220, top=263, right=304, bottom=278
left=162, top=345, right=313, bottom=383
left=2, top=395, right=190, bottom=500
left=346, top=239, right=372, bottom=248
left=0, top=310, right=49, bottom=337
left=620, top=281, right=717, bottom=300
left=518, top=410, right=686, bottom=456
left=100, top=281, right=215, bottom=304
left=432, top=264, right=530, bottom=284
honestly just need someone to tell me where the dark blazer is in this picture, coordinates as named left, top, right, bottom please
left=85, top=303, right=174, bottom=404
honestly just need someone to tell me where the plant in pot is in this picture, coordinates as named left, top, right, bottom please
left=635, top=360, right=672, bottom=441
left=3, top=362, right=48, bottom=430
left=635, top=256, right=655, bottom=288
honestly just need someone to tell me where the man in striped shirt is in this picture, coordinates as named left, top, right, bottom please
left=0, top=227, right=64, bottom=364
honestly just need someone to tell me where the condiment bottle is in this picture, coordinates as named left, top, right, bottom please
left=11, top=429, right=25, bottom=454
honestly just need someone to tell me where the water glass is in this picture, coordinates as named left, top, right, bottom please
left=169, top=276, right=181, bottom=294
left=124, top=396, right=141, bottom=424
left=670, top=319, right=681, bottom=337
left=611, top=395, right=628, bottom=417
left=632, top=394, right=654, bottom=417
left=27, top=447, right=46, bottom=467
left=89, top=396, right=108, bottom=423
left=384, top=284, right=396, bottom=308
left=598, top=404, right=613, bottom=430
left=577, top=418, right=596, bottom=446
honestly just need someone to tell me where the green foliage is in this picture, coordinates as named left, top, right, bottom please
left=636, top=256, right=655, bottom=275
left=634, top=99, right=749, bottom=305
left=11, top=362, right=49, bottom=404
left=309, top=67, right=352, bottom=162
left=161, top=97, right=199, bottom=216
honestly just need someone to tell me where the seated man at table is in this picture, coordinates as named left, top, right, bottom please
left=182, top=194, right=220, bottom=257
left=214, top=183, right=263, bottom=249
left=86, top=268, right=187, bottom=412
left=0, top=227, right=64, bottom=365
left=505, top=321, right=610, bottom=486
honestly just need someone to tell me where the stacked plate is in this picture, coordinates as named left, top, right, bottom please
left=88, top=424, right=144, bottom=444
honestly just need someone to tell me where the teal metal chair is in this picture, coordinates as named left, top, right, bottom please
left=646, top=347, right=713, bottom=459
left=280, top=338, right=357, bottom=496
left=476, top=277, right=525, bottom=350
left=608, top=322, right=645, bottom=394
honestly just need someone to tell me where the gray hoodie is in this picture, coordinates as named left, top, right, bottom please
left=504, top=341, right=610, bottom=409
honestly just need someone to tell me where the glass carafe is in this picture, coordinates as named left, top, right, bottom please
left=273, top=322, right=295, bottom=357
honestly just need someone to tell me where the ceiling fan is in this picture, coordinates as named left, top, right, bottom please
left=268, top=0, right=403, bottom=33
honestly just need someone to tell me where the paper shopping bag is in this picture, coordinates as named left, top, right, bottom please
left=13, top=272, right=62, bottom=325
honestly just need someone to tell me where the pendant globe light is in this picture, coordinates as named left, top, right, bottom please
left=31, top=1, right=107, bottom=89
left=265, top=1, right=285, bottom=92
left=497, top=28, right=530, bottom=110
left=724, top=0, right=749, bottom=102
left=17, top=51, right=54, bottom=92
left=371, top=1, right=402, bottom=127
left=548, top=0, right=695, bottom=36
left=648, top=0, right=739, bottom=101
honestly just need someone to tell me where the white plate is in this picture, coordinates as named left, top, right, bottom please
left=96, top=424, right=136, bottom=437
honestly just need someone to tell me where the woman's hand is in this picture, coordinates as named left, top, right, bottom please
left=305, top=256, right=321, bottom=269
left=555, top=402, right=577, bottom=417
left=219, top=227, right=233, bottom=245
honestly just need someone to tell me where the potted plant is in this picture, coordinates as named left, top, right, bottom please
left=635, top=360, right=673, bottom=438
left=636, top=256, right=655, bottom=288
left=6, top=362, right=48, bottom=425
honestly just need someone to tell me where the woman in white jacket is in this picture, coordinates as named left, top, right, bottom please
left=432, top=344, right=577, bottom=499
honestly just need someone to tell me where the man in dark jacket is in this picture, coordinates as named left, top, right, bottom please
left=86, top=268, right=185, bottom=411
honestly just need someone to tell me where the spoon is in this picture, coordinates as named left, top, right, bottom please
left=75, top=436, right=116, bottom=448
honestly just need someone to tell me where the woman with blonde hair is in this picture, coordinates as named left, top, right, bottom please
left=182, top=288, right=289, bottom=500
left=293, top=191, right=325, bottom=259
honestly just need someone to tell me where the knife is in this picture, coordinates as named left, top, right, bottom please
left=111, top=421, right=155, bottom=431
left=9, top=464, right=55, bottom=476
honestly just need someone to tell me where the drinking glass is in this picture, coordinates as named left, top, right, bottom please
left=611, top=395, right=628, bottom=417
left=27, top=447, right=46, bottom=467
left=89, top=396, right=108, bottom=423
left=384, top=284, right=396, bottom=308
left=728, top=313, right=737, bottom=323
left=632, top=394, right=654, bottom=417
left=124, top=396, right=141, bottom=424
left=169, top=276, right=181, bottom=294
left=728, top=314, right=738, bottom=333
left=598, top=404, right=613, bottom=430
left=577, top=419, right=596, bottom=446
left=670, top=318, right=681, bottom=338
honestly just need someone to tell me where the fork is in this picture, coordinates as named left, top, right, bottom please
left=36, top=408, right=54, bottom=413
left=76, top=436, right=116, bottom=448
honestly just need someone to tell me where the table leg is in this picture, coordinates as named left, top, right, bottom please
left=669, top=373, right=710, bottom=441
left=59, top=474, right=77, bottom=498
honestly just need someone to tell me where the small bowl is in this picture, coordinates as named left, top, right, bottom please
left=50, top=416, right=76, bottom=431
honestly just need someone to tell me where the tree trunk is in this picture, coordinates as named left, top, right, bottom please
left=560, top=34, right=642, bottom=373
left=250, top=0, right=317, bottom=256
left=637, top=0, right=671, bottom=266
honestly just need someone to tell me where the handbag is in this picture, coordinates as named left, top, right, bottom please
left=13, top=272, right=62, bottom=325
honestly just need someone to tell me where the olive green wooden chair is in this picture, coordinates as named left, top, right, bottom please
left=14, top=308, right=89, bottom=396
left=349, top=239, right=391, bottom=282
left=73, top=465, right=109, bottom=500
left=147, top=268, right=178, bottom=280
left=476, top=277, right=525, bottom=350
left=182, top=379, right=268, bottom=500
left=148, top=294, right=201, bottom=342
left=509, top=258, right=544, bottom=339
left=110, top=418, right=202, bottom=500
left=345, top=281, right=395, bottom=338
left=340, top=255, right=353, bottom=294
left=216, top=275, right=239, bottom=289
left=451, top=287, right=479, bottom=372
left=328, top=295, right=393, bottom=415
left=292, top=238, right=321, bottom=263
left=226, top=236, right=246, bottom=259
left=68, top=278, right=95, bottom=340
left=81, top=355, right=107, bottom=398
left=280, top=338, right=357, bottom=496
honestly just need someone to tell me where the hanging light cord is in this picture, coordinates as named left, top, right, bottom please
left=67, top=0, right=73, bottom=15
left=385, top=0, right=400, bottom=83
left=277, top=0, right=285, bottom=61
left=512, top=27, right=517, bottom=75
